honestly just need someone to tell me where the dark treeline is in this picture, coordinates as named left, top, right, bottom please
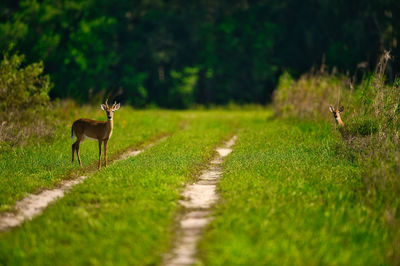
left=1, top=0, right=399, bottom=108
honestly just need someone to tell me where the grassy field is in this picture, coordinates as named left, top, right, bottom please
left=199, top=116, right=392, bottom=265
left=0, top=107, right=182, bottom=211
left=0, top=109, right=396, bottom=265
left=273, top=56, right=400, bottom=263
left=0, top=111, right=237, bottom=265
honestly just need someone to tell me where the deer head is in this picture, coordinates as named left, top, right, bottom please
left=101, top=99, right=120, bottom=120
left=329, top=105, right=344, bottom=126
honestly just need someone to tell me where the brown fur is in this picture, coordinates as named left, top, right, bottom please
left=71, top=100, right=120, bottom=169
left=329, top=105, right=345, bottom=126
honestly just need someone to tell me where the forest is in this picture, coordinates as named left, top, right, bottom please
left=1, top=0, right=399, bottom=108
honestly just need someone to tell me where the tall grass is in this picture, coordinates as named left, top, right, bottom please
left=273, top=53, right=400, bottom=263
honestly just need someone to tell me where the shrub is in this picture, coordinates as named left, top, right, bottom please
left=0, top=53, right=51, bottom=111
left=273, top=71, right=352, bottom=121
left=0, top=53, right=53, bottom=147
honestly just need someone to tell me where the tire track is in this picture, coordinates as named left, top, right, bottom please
left=0, top=136, right=168, bottom=232
left=163, top=135, right=237, bottom=266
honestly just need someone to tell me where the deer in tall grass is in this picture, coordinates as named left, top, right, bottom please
left=329, top=105, right=345, bottom=126
left=72, top=99, right=120, bottom=169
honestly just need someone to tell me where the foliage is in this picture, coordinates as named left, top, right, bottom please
left=0, top=53, right=52, bottom=147
left=0, top=53, right=50, bottom=111
left=274, top=54, right=400, bottom=137
left=273, top=71, right=349, bottom=120
left=169, top=67, right=198, bottom=108
left=273, top=54, right=400, bottom=263
left=0, top=0, right=399, bottom=107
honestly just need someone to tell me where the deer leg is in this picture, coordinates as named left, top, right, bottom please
left=104, top=140, right=108, bottom=167
left=98, top=140, right=102, bottom=170
left=72, top=140, right=80, bottom=164
left=72, top=142, right=76, bottom=163
left=76, top=141, right=82, bottom=166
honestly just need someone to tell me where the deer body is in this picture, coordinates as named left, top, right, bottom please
left=72, top=100, right=120, bottom=169
left=72, top=119, right=113, bottom=141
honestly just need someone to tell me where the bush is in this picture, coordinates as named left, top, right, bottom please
left=0, top=53, right=53, bottom=147
left=273, top=71, right=352, bottom=121
left=0, top=53, right=51, bottom=110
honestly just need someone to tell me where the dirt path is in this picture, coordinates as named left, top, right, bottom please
left=0, top=136, right=167, bottom=232
left=163, top=135, right=237, bottom=266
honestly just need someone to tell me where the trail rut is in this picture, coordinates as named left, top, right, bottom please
left=0, top=136, right=167, bottom=232
left=163, top=135, right=237, bottom=266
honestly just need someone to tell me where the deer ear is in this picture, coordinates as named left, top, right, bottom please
left=101, top=104, right=107, bottom=110
left=339, top=106, right=344, bottom=113
left=113, top=103, right=120, bottom=111
left=329, top=106, right=335, bottom=113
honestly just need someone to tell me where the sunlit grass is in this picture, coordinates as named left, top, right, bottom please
left=0, top=106, right=182, bottom=211
left=0, top=109, right=395, bottom=265
left=273, top=54, right=400, bottom=263
left=0, top=111, right=237, bottom=265
left=199, top=117, right=390, bottom=265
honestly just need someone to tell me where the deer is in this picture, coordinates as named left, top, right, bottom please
left=71, top=99, right=120, bottom=170
left=329, top=105, right=345, bottom=126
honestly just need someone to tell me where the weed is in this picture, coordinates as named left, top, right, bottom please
left=273, top=52, right=400, bottom=264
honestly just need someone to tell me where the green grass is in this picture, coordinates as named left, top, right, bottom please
left=0, top=107, right=182, bottom=211
left=0, top=111, right=236, bottom=265
left=273, top=65, right=400, bottom=263
left=0, top=109, right=396, bottom=265
left=199, top=116, right=391, bottom=265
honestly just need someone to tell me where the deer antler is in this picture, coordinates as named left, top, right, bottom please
left=105, top=99, right=109, bottom=108
left=111, top=101, right=116, bottom=109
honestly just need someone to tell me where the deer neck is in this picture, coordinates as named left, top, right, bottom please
left=336, top=115, right=344, bottom=126
left=106, top=119, right=114, bottom=138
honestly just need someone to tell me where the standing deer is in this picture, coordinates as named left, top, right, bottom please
left=329, top=105, right=345, bottom=126
left=72, top=99, right=120, bottom=169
